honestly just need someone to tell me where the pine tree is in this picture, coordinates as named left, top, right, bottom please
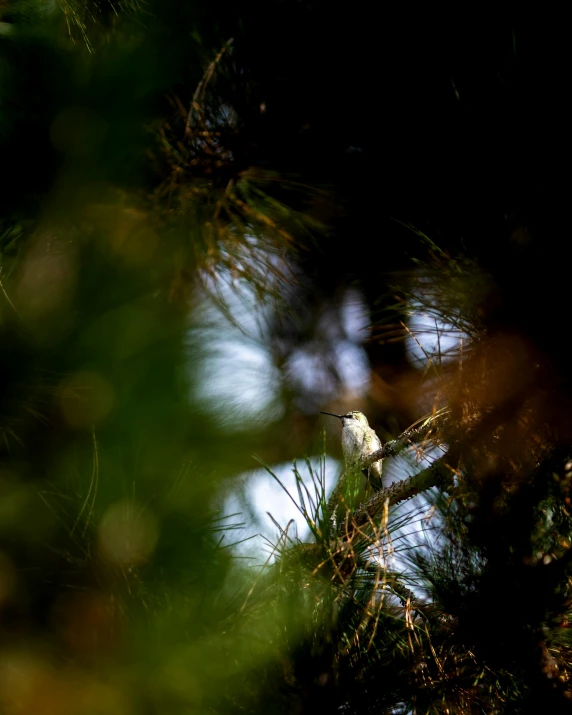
left=2, top=2, right=572, bottom=713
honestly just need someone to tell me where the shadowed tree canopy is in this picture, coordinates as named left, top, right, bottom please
left=1, top=2, right=572, bottom=713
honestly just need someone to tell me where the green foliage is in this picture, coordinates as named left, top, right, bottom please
left=2, top=2, right=572, bottom=713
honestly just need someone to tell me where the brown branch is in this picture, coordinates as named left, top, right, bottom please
left=325, top=408, right=451, bottom=525
left=185, top=38, right=234, bottom=136
left=359, top=408, right=450, bottom=470
left=351, top=456, right=453, bottom=528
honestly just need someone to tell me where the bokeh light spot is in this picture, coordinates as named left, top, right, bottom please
left=98, top=500, right=159, bottom=567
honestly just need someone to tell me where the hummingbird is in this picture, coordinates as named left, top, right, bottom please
left=320, top=410, right=383, bottom=490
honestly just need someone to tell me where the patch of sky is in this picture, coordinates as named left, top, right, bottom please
left=188, top=268, right=283, bottom=431
left=221, top=455, right=341, bottom=562
left=286, top=288, right=372, bottom=409
left=405, top=298, right=467, bottom=368
left=190, top=267, right=374, bottom=427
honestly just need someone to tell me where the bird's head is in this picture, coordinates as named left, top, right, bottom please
left=320, top=410, right=369, bottom=428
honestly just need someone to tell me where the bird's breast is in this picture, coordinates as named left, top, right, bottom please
left=341, top=426, right=365, bottom=462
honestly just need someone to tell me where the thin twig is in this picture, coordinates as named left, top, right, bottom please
left=185, top=38, right=234, bottom=136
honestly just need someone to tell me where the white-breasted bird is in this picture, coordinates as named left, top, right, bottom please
left=320, top=410, right=383, bottom=490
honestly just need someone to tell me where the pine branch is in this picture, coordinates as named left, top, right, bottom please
left=359, top=408, right=450, bottom=469
left=352, top=455, right=453, bottom=528
left=325, top=408, right=451, bottom=527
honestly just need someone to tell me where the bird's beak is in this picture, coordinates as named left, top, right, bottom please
left=320, top=411, right=343, bottom=420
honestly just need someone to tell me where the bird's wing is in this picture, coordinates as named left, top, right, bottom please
left=364, top=429, right=382, bottom=454
left=363, top=429, right=383, bottom=488
left=367, top=463, right=383, bottom=490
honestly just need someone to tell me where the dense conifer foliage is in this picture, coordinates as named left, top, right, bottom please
left=1, top=3, right=570, bottom=712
